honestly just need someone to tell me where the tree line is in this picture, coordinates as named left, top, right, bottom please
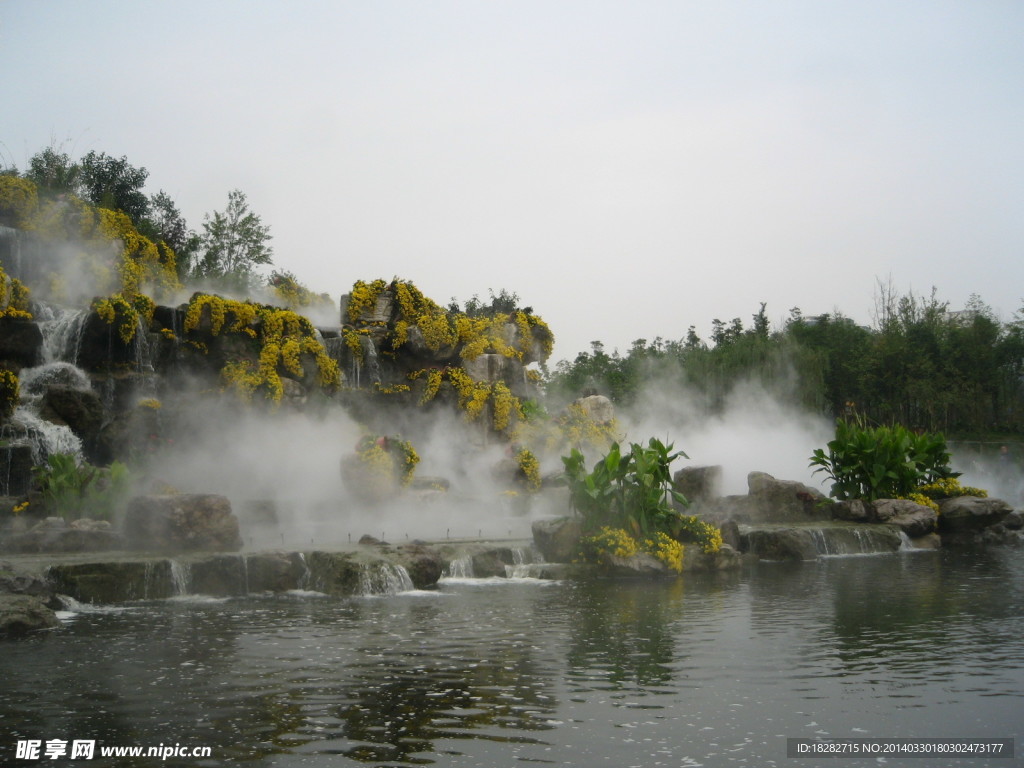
left=545, top=291, right=1024, bottom=439
left=1, top=145, right=304, bottom=296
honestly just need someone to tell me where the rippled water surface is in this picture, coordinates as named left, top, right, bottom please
left=3, top=547, right=1023, bottom=767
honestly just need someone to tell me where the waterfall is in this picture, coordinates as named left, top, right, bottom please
left=358, top=563, right=415, bottom=595
left=505, top=547, right=544, bottom=578
left=443, top=555, right=475, bottom=579
left=296, top=552, right=312, bottom=590
left=169, top=559, right=192, bottom=596
left=239, top=554, right=250, bottom=595
left=4, top=406, right=83, bottom=464
left=38, top=306, right=89, bottom=364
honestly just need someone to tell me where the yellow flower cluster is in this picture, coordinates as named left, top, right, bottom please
left=0, top=176, right=39, bottom=228
left=12, top=500, right=30, bottom=515
left=675, top=515, right=723, bottom=554
left=184, top=293, right=341, bottom=405
left=644, top=532, right=685, bottom=572
left=917, top=477, right=988, bottom=500
left=0, top=369, right=20, bottom=418
left=407, top=366, right=524, bottom=432
left=513, top=402, right=620, bottom=461
left=92, top=293, right=155, bottom=344
left=0, top=265, right=32, bottom=320
left=347, top=278, right=388, bottom=323
left=516, top=448, right=542, bottom=491
left=345, top=278, right=554, bottom=364
left=583, top=526, right=639, bottom=559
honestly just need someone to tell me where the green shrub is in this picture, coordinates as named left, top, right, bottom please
left=33, top=453, right=132, bottom=521
left=562, top=438, right=690, bottom=538
left=809, top=418, right=958, bottom=501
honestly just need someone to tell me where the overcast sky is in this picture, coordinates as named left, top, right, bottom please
left=3, top=1, right=1022, bottom=363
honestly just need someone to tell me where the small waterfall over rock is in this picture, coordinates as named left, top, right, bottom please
left=358, top=562, right=415, bottom=595
left=37, top=305, right=89, bottom=364
left=169, top=559, right=192, bottom=596
left=741, top=523, right=904, bottom=561
left=443, top=555, right=475, bottom=579
left=501, top=548, right=544, bottom=577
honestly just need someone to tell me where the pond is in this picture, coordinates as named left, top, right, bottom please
left=2, top=546, right=1022, bottom=767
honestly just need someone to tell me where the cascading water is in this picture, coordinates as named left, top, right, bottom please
left=358, top=563, right=415, bottom=595
left=169, top=559, right=192, bottom=596
left=2, top=306, right=96, bottom=464
left=443, top=555, right=475, bottom=579
left=505, top=547, right=544, bottom=578
left=36, top=305, right=89, bottom=364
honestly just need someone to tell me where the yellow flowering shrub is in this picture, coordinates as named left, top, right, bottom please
left=644, top=532, right=685, bottom=572
left=0, top=176, right=39, bottom=228
left=675, top=515, right=723, bottom=554
left=0, top=369, right=20, bottom=418
left=185, top=293, right=341, bottom=405
left=516, top=448, right=541, bottom=491
left=917, top=478, right=988, bottom=500
left=347, top=279, right=387, bottom=323
left=580, top=526, right=639, bottom=560
left=0, top=266, right=32, bottom=320
left=91, top=293, right=155, bottom=344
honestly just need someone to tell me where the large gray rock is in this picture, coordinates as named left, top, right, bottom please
left=673, top=465, right=722, bottom=506
left=938, top=496, right=1012, bottom=533
left=0, top=594, right=59, bottom=636
left=746, top=472, right=832, bottom=523
left=872, top=498, right=938, bottom=538
left=0, top=316, right=43, bottom=368
left=123, top=494, right=242, bottom=552
left=2, top=517, right=124, bottom=554
left=531, top=516, right=582, bottom=563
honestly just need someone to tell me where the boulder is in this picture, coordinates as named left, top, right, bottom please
left=123, top=494, right=242, bottom=552
left=574, top=394, right=615, bottom=425
left=746, top=472, right=832, bottom=523
left=1, top=517, right=123, bottom=554
left=41, top=386, right=104, bottom=442
left=0, top=594, right=59, bottom=636
left=872, top=499, right=938, bottom=538
left=531, top=516, right=582, bottom=563
left=0, top=316, right=43, bottom=368
left=938, top=496, right=1012, bottom=534
left=673, top=465, right=722, bottom=506
left=0, top=559, right=52, bottom=601
left=832, top=499, right=872, bottom=523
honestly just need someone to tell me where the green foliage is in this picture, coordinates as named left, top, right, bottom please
left=562, top=438, right=690, bottom=538
left=809, top=418, right=959, bottom=501
left=33, top=454, right=132, bottom=521
left=194, top=189, right=273, bottom=290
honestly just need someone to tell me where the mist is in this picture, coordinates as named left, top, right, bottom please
left=615, top=372, right=835, bottom=497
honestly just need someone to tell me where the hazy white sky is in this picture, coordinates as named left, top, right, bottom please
left=3, top=0, right=1022, bottom=362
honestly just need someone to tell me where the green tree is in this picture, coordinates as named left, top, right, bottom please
left=194, top=189, right=273, bottom=291
left=25, top=146, right=81, bottom=197
left=78, top=150, right=150, bottom=222
left=144, top=190, right=200, bottom=279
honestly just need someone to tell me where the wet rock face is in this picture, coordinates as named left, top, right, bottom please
left=123, top=494, right=242, bottom=552
left=531, top=517, right=582, bottom=563
left=0, top=316, right=43, bottom=369
left=871, top=499, right=938, bottom=538
left=938, top=496, right=1012, bottom=533
left=0, top=594, right=59, bottom=637
left=745, top=472, right=832, bottom=523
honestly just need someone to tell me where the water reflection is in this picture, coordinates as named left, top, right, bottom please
left=1, top=550, right=1022, bottom=766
